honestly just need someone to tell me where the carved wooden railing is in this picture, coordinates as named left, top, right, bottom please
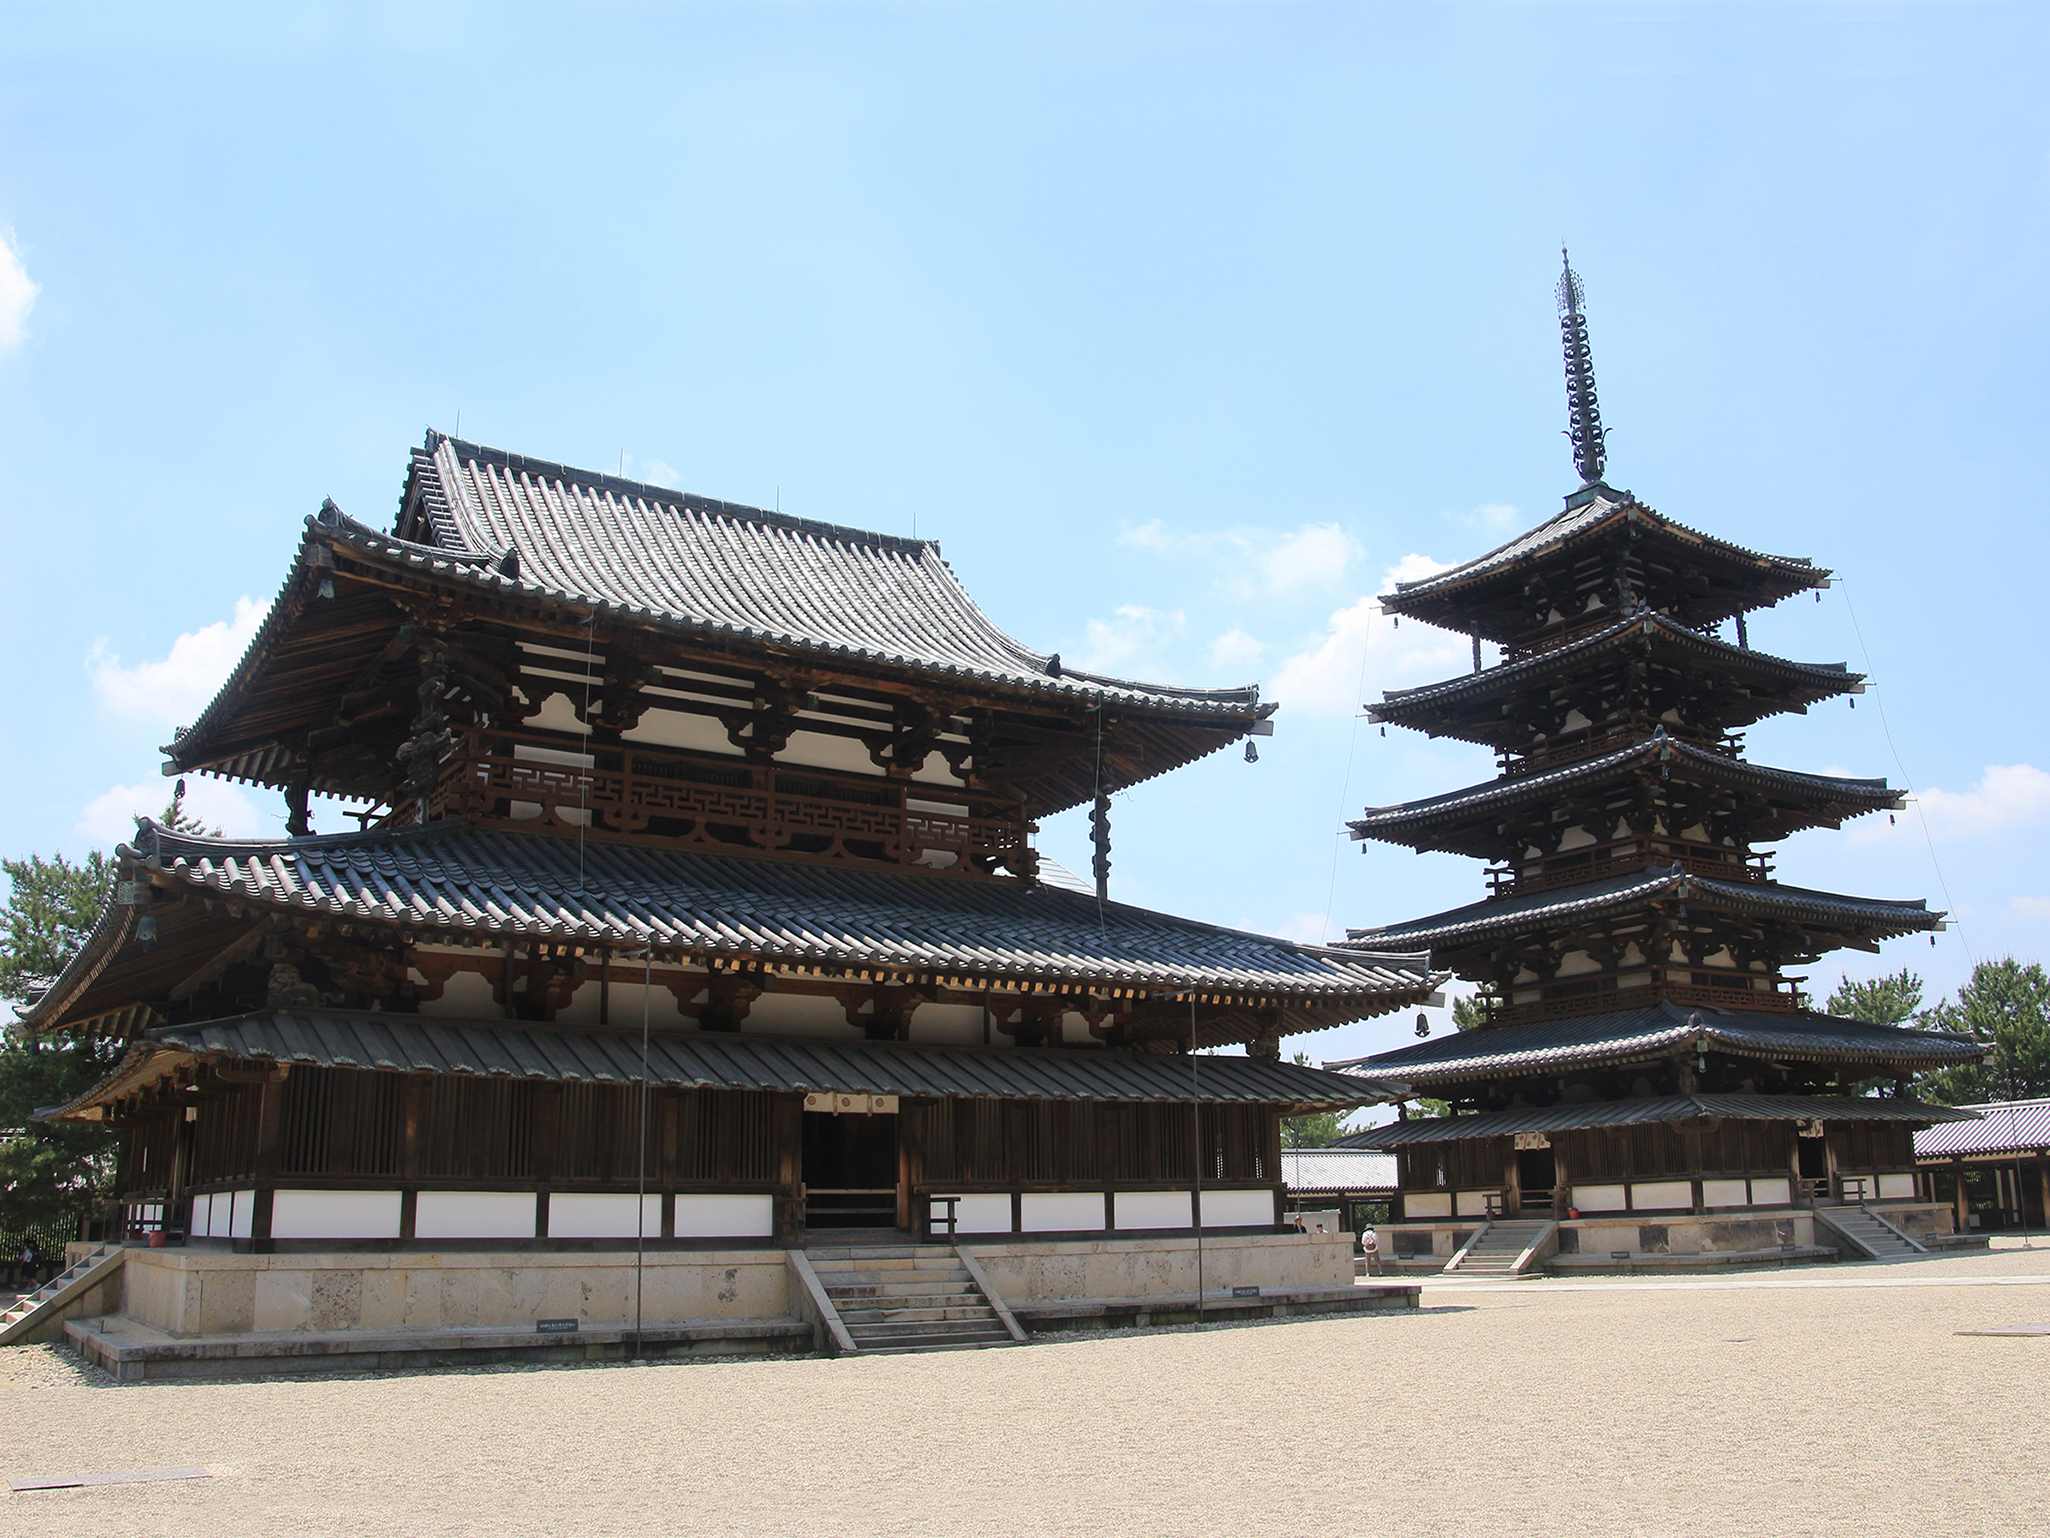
left=1486, top=836, right=1771, bottom=897
left=1498, top=724, right=1740, bottom=779
left=1481, top=976, right=1801, bottom=1027
left=432, top=727, right=1036, bottom=878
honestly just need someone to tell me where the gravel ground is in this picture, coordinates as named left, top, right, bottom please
left=4, top=1242, right=2049, bottom=1537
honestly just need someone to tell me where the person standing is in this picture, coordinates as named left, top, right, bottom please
left=1360, top=1225, right=1380, bottom=1276
left=19, top=1242, right=41, bottom=1289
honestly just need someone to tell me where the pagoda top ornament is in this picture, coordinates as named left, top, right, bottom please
left=1557, top=248, right=1608, bottom=487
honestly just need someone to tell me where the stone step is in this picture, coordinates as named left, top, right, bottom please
left=823, top=1279, right=978, bottom=1300
left=837, top=1304, right=1000, bottom=1326
left=849, top=1328, right=1014, bottom=1352
left=805, top=1246, right=958, bottom=1262
left=848, top=1318, right=1004, bottom=1342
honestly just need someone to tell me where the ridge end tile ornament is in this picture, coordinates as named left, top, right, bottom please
left=1331, top=258, right=1981, bottom=1264
left=22, top=429, right=1438, bottom=1366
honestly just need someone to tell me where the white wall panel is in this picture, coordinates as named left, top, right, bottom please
left=1114, top=1190, right=1191, bottom=1230
left=549, top=1193, right=661, bottom=1239
left=1878, top=1173, right=1917, bottom=1200
left=933, top=1193, right=1012, bottom=1235
left=1630, top=1181, right=1693, bottom=1211
left=1573, top=1184, right=1628, bottom=1212
left=1749, top=1177, right=1791, bottom=1206
left=1455, top=1190, right=1496, bottom=1217
left=416, top=1191, right=537, bottom=1240
left=230, top=1188, right=253, bottom=1239
left=672, top=1194, right=774, bottom=1238
left=1701, top=1179, right=1749, bottom=1208
left=271, top=1190, right=403, bottom=1240
left=1200, top=1189, right=1273, bottom=1228
left=1020, top=1192, right=1107, bottom=1233
left=1404, top=1192, right=1453, bottom=1218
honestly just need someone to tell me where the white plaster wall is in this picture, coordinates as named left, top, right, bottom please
left=554, top=978, right=607, bottom=1026
left=1059, top=1012, right=1101, bottom=1046
left=1021, top=1193, right=1107, bottom=1232
left=1702, top=1179, right=1748, bottom=1208
left=1455, top=1190, right=1496, bottom=1217
left=550, top=1193, right=662, bottom=1239
left=932, top=1193, right=1012, bottom=1234
left=907, top=1003, right=986, bottom=1046
left=420, top=969, right=499, bottom=1020
left=231, top=1189, right=253, bottom=1240
left=776, top=728, right=882, bottom=777
left=416, top=1191, right=538, bottom=1240
left=1631, top=1181, right=1693, bottom=1210
left=1750, top=1177, right=1791, bottom=1205
left=673, top=1194, right=775, bottom=1238
left=624, top=703, right=743, bottom=757
left=1114, top=1191, right=1191, bottom=1230
left=742, top=991, right=860, bottom=1038
left=521, top=692, right=591, bottom=736
left=1202, top=1189, right=1274, bottom=1227
left=271, top=1190, right=404, bottom=1240
left=1574, top=1184, right=1628, bottom=1212
left=1878, top=1174, right=1917, bottom=1200
left=1405, top=1192, right=1452, bottom=1218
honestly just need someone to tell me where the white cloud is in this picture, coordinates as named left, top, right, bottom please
left=88, top=597, right=270, bottom=727
left=1267, top=556, right=1464, bottom=716
left=2012, top=896, right=2050, bottom=922
left=1115, top=519, right=1360, bottom=597
left=1851, top=764, right=2050, bottom=844
left=1462, top=503, right=1520, bottom=533
left=624, top=455, right=682, bottom=489
left=1207, top=625, right=1265, bottom=676
left=1077, top=604, right=1186, bottom=678
left=0, top=231, right=37, bottom=352
left=77, top=778, right=269, bottom=845
left=1255, top=524, right=1358, bottom=596
left=1270, top=911, right=1333, bottom=946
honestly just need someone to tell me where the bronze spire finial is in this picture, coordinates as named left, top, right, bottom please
left=1556, top=248, right=1608, bottom=486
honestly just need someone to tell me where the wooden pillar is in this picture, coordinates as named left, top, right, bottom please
left=1954, top=1156, right=1970, bottom=1231
left=775, top=1094, right=804, bottom=1244
left=1503, top=1143, right=1521, bottom=1218
left=2037, top=1157, right=2049, bottom=1232
left=250, top=1069, right=288, bottom=1253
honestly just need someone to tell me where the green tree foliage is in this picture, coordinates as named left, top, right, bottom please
left=1, top=846, right=124, bottom=1237
left=1281, top=1051, right=1352, bottom=1148
left=1915, top=959, right=2050, bottom=1107
left=1826, top=968, right=1925, bottom=1028
left=1451, top=995, right=1487, bottom=1031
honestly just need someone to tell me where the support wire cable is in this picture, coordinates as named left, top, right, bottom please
left=1834, top=581, right=1976, bottom=969
left=1190, top=991, right=1204, bottom=1328
left=1321, top=604, right=1379, bottom=946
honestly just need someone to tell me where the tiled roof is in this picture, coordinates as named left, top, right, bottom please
left=24, top=822, right=1441, bottom=1043
left=384, top=434, right=1260, bottom=716
left=1369, top=612, right=1859, bottom=725
left=1382, top=488, right=1824, bottom=606
left=1337, top=1092, right=1977, bottom=1148
left=1322, top=1000, right=1981, bottom=1085
left=1281, top=1148, right=1399, bottom=1192
left=1915, top=1099, right=2050, bottom=1158
left=1343, top=866, right=1938, bottom=951
left=38, top=1008, right=1406, bottom=1122
left=1350, top=732, right=1900, bottom=849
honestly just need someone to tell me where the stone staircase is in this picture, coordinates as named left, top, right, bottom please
left=1818, top=1205, right=1925, bottom=1260
left=805, top=1243, right=1018, bottom=1354
left=1443, top=1219, right=1554, bottom=1277
left=0, top=1243, right=124, bottom=1347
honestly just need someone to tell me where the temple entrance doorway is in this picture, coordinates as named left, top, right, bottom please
left=802, top=1108, right=902, bottom=1233
left=1516, top=1147, right=1556, bottom=1214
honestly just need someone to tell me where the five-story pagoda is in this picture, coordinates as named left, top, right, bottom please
left=1331, top=256, right=1982, bottom=1268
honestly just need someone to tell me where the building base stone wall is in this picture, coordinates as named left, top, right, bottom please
left=1380, top=1203, right=1958, bottom=1273
left=964, top=1231, right=1353, bottom=1304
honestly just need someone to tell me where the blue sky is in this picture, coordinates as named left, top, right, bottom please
left=3, top=3, right=2046, bottom=1071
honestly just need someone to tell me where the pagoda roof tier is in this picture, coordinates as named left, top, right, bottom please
left=164, top=434, right=1270, bottom=812
left=1334, top=1091, right=1976, bottom=1149
left=1367, top=612, right=1861, bottom=747
left=1350, top=731, right=1902, bottom=858
left=27, top=822, right=1443, bottom=1048
left=1379, top=485, right=1828, bottom=645
left=1343, top=865, right=1939, bottom=956
left=1323, top=1000, right=1981, bottom=1088
left=37, top=1008, right=1406, bottom=1124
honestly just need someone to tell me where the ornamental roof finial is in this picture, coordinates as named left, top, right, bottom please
left=1556, top=248, right=1608, bottom=487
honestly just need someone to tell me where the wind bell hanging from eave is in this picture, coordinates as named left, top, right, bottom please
left=1557, top=249, right=1609, bottom=487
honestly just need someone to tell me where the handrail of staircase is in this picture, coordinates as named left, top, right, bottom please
left=1442, top=1221, right=1493, bottom=1275
left=0, top=1242, right=124, bottom=1348
left=1860, top=1205, right=1929, bottom=1253
left=1510, top=1221, right=1560, bottom=1276
left=1809, top=1206, right=1878, bottom=1261
left=953, top=1246, right=1028, bottom=1343
left=784, top=1249, right=860, bottom=1356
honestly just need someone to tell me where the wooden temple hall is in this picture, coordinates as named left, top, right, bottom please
left=1325, top=256, right=1985, bottom=1273
left=22, top=433, right=1439, bottom=1372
